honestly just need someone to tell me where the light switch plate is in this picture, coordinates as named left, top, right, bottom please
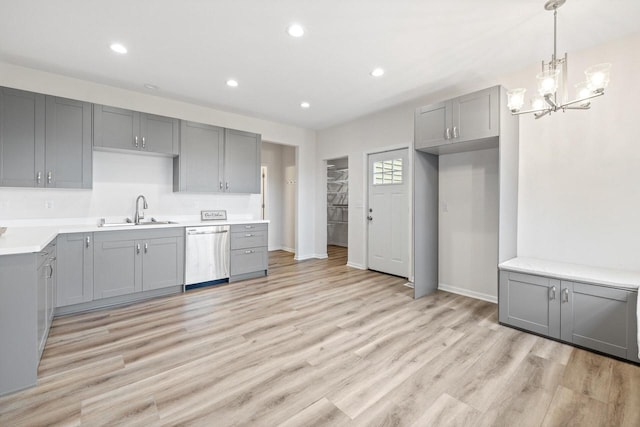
left=201, top=210, right=227, bottom=221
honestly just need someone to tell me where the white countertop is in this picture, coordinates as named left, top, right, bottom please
left=0, top=218, right=269, bottom=256
left=499, top=257, right=640, bottom=291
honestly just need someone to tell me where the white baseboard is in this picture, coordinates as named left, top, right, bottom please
left=281, top=246, right=295, bottom=253
left=268, top=246, right=295, bottom=253
left=346, top=261, right=366, bottom=270
left=294, top=253, right=328, bottom=261
left=438, top=283, right=497, bottom=304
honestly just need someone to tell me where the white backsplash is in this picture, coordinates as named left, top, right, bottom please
left=0, top=150, right=261, bottom=224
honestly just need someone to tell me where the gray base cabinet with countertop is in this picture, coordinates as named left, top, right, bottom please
left=230, top=223, right=268, bottom=282
left=0, top=241, right=57, bottom=396
left=499, top=269, right=639, bottom=363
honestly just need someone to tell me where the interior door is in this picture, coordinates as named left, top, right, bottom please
left=367, top=149, right=409, bottom=277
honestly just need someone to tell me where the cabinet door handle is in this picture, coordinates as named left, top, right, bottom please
left=48, top=263, right=54, bottom=279
left=219, top=181, right=223, bottom=190
left=244, top=226, right=254, bottom=229
left=36, top=171, right=42, bottom=184
left=144, top=242, right=148, bottom=253
left=47, top=171, right=52, bottom=184
left=136, top=243, right=141, bottom=254
left=225, top=181, right=230, bottom=190
left=244, top=250, right=254, bottom=254
left=562, top=288, right=569, bottom=303
left=453, top=126, right=459, bottom=138
left=134, top=136, right=139, bottom=148
left=549, top=286, right=556, bottom=301
left=244, top=233, right=254, bottom=237
left=142, top=137, right=146, bottom=149
left=86, top=236, right=91, bottom=248
left=445, top=127, right=451, bottom=140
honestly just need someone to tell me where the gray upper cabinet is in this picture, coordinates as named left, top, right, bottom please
left=0, top=87, right=45, bottom=187
left=56, top=233, right=94, bottom=307
left=0, top=87, right=92, bottom=189
left=45, top=96, right=92, bottom=188
left=415, top=86, right=500, bottom=151
left=174, top=121, right=224, bottom=192
left=174, top=124, right=261, bottom=194
left=223, top=129, right=261, bottom=194
left=94, top=105, right=178, bottom=155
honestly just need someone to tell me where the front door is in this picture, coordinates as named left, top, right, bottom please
left=367, top=149, right=409, bottom=277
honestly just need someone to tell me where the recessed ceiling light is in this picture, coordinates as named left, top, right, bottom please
left=109, top=43, right=127, bottom=54
left=300, top=102, right=310, bottom=109
left=143, top=84, right=158, bottom=90
left=287, top=23, right=305, bottom=37
left=226, top=79, right=239, bottom=87
left=370, top=67, right=385, bottom=77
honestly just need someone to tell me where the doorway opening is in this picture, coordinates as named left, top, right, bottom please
left=327, top=156, right=348, bottom=260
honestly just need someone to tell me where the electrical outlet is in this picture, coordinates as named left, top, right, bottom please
left=45, top=200, right=54, bottom=209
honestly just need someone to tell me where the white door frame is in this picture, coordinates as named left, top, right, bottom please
left=363, top=144, right=413, bottom=282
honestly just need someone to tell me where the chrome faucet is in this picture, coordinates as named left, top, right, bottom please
left=134, top=195, right=148, bottom=224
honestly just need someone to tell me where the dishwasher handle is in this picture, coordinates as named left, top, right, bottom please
left=186, top=229, right=229, bottom=235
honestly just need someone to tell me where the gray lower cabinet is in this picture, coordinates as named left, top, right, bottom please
left=56, top=233, right=94, bottom=307
left=94, top=228, right=184, bottom=299
left=174, top=121, right=224, bottom=192
left=93, top=105, right=179, bottom=155
left=0, top=87, right=92, bottom=189
left=230, top=223, right=268, bottom=281
left=499, top=270, right=639, bottom=362
left=223, top=129, right=261, bottom=194
left=0, top=253, right=39, bottom=395
left=415, top=86, right=499, bottom=151
left=37, top=241, right=56, bottom=359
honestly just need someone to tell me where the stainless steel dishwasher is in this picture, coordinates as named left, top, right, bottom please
left=185, top=225, right=230, bottom=285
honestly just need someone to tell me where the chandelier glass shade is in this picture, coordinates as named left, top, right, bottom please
left=507, top=0, right=610, bottom=119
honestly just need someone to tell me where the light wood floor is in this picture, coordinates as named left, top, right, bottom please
left=1, top=246, right=638, bottom=426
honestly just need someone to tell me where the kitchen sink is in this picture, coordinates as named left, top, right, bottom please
left=98, top=218, right=179, bottom=227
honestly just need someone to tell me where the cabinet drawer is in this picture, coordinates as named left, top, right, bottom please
left=230, top=247, right=267, bottom=276
left=230, top=223, right=267, bottom=233
left=230, top=231, right=267, bottom=250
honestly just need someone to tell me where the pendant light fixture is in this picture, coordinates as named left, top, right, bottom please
left=507, top=0, right=611, bottom=119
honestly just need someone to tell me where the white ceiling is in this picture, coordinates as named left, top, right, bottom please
left=1, top=0, right=639, bottom=130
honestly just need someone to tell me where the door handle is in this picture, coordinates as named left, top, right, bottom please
left=219, top=181, right=223, bottom=190
left=225, top=182, right=230, bottom=190
left=445, top=127, right=451, bottom=140
left=453, top=126, right=459, bottom=138
left=86, top=235, right=91, bottom=248
left=142, top=137, right=146, bottom=149
left=244, top=234, right=254, bottom=237
left=134, top=136, right=139, bottom=148
left=136, top=243, right=141, bottom=254
left=549, top=286, right=556, bottom=301
left=244, top=226, right=254, bottom=229
left=47, top=171, right=53, bottom=184
left=36, top=171, right=42, bottom=184
left=562, top=288, right=569, bottom=303
left=244, top=250, right=254, bottom=254
left=144, top=242, right=148, bottom=253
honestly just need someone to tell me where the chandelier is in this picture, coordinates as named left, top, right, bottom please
left=507, top=0, right=611, bottom=119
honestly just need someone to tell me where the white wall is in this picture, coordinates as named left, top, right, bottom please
left=317, top=32, right=640, bottom=299
left=262, top=142, right=283, bottom=250
left=439, top=148, right=499, bottom=301
left=0, top=62, right=317, bottom=258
